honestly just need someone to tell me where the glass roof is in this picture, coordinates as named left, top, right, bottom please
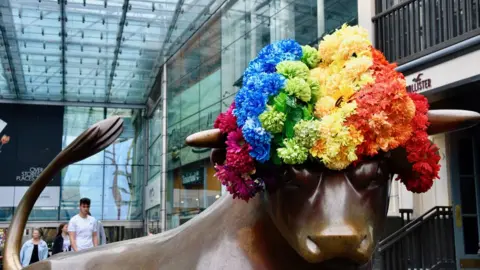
left=0, top=0, right=220, bottom=106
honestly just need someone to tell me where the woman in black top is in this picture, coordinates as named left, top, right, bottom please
left=52, top=223, right=70, bottom=255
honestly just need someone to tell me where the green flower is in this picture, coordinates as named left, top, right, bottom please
left=277, top=139, right=309, bottom=165
left=301, top=45, right=320, bottom=68
left=276, top=61, right=310, bottom=80
left=294, top=119, right=321, bottom=148
left=259, top=106, right=286, bottom=134
left=308, top=77, right=321, bottom=103
left=284, top=77, right=311, bottom=102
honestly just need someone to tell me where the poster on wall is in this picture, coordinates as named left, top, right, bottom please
left=0, top=104, right=63, bottom=207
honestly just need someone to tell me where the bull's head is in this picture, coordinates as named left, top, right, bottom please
left=186, top=109, right=480, bottom=268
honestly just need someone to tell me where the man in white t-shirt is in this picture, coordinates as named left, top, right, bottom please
left=68, top=197, right=98, bottom=251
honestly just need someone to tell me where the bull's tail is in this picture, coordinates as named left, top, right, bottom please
left=2, top=117, right=123, bottom=270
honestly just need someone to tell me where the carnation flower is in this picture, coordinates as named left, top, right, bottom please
left=277, top=139, right=309, bottom=164
left=211, top=24, right=441, bottom=201
left=225, top=129, right=255, bottom=174
left=214, top=165, right=262, bottom=201
left=259, top=106, right=286, bottom=134
left=214, top=103, right=237, bottom=133
left=242, top=118, right=272, bottom=162
left=284, top=77, right=311, bottom=102
left=276, top=61, right=310, bottom=80
left=301, top=45, right=320, bottom=68
left=293, top=120, right=321, bottom=148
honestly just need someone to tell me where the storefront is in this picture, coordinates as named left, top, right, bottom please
left=402, top=46, right=480, bottom=269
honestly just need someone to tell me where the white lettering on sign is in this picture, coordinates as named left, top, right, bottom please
left=183, top=171, right=201, bottom=184
left=16, top=167, right=44, bottom=182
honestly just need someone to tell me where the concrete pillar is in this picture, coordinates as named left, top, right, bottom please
left=317, top=0, right=325, bottom=38
left=357, top=0, right=376, bottom=43
left=160, top=64, right=167, bottom=232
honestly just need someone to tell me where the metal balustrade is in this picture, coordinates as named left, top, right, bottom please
left=373, top=0, right=480, bottom=64
left=377, top=206, right=456, bottom=270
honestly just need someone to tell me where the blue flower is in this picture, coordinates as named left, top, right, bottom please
left=243, top=73, right=286, bottom=97
left=233, top=39, right=302, bottom=163
left=234, top=88, right=268, bottom=126
left=242, top=118, right=272, bottom=162
left=274, top=39, right=303, bottom=58
left=243, top=39, right=303, bottom=84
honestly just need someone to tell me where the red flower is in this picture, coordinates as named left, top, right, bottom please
left=397, top=93, right=441, bottom=193
left=214, top=103, right=237, bottom=134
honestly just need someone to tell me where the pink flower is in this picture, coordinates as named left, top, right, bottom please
left=225, top=129, right=255, bottom=174
left=214, top=165, right=260, bottom=201
left=214, top=103, right=237, bottom=134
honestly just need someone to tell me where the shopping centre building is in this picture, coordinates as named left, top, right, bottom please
left=1, top=0, right=480, bottom=268
left=0, top=0, right=358, bottom=242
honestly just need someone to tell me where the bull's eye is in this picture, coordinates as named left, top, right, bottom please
left=282, top=167, right=302, bottom=189
left=348, top=161, right=388, bottom=190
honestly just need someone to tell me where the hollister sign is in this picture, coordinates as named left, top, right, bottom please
left=406, top=73, right=432, bottom=93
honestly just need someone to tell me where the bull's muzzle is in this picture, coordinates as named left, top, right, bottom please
left=306, top=224, right=372, bottom=264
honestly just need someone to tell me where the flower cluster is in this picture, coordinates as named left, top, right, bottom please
left=213, top=24, right=441, bottom=200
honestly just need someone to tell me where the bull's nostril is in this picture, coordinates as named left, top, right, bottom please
left=306, top=237, right=321, bottom=254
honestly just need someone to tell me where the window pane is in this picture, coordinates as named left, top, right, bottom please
left=63, top=107, right=105, bottom=164
left=105, top=109, right=137, bottom=166
left=149, top=136, right=162, bottom=180
left=149, top=106, right=162, bottom=148
left=103, top=165, right=142, bottom=220
left=60, top=165, right=103, bottom=220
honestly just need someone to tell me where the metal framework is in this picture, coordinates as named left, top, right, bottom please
left=0, top=0, right=217, bottom=108
left=60, top=0, right=66, bottom=100
left=0, top=0, right=27, bottom=99
left=106, top=0, right=130, bottom=103
left=0, top=98, right=144, bottom=109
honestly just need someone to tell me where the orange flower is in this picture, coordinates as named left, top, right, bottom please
left=1, top=135, right=10, bottom=145
left=346, top=47, right=415, bottom=156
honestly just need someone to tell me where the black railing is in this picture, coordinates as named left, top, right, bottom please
left=373, top=0, right=480, bottom=64
left=377, top=206, right=456, bottom=270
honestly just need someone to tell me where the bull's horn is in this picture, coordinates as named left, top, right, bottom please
left=185, top=128, right=226, bottom=148
left=2, top=117, right=123, bottom=270
left=428, top=109, right=480, bottom=135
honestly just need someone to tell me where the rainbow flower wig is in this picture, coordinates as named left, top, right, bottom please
left=213, top=25, right=441, bottom=201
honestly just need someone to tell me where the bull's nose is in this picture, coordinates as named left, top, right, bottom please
left=307, top=226, right=370, bottom=264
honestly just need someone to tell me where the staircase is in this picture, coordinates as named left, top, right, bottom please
left=376, top=206, right=456, bottom=270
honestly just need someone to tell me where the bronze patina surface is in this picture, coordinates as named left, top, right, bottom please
left=3, top=109, right=480, bottom=270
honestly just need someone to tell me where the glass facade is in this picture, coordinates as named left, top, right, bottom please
left=145, top=0, right=359, bottom=231
left=60, top=107, right=145, bottom=221
left=0, top=106, right=145, bottom=222
left=0, top=0, right=358, bottom=234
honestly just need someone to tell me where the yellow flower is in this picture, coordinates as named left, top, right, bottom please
left=314, top=96, right=336, bottom=118
left=310, top=101, right=364, bottom=170
left=317, top=24, right=372, bottom=64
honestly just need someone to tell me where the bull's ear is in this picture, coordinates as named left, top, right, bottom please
left=428, top=109, right=480, bottom=135
left=185, top=129, right=227, bottom=149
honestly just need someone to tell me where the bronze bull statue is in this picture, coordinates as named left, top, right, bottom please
left=2, top=109, right=480, bottom=270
